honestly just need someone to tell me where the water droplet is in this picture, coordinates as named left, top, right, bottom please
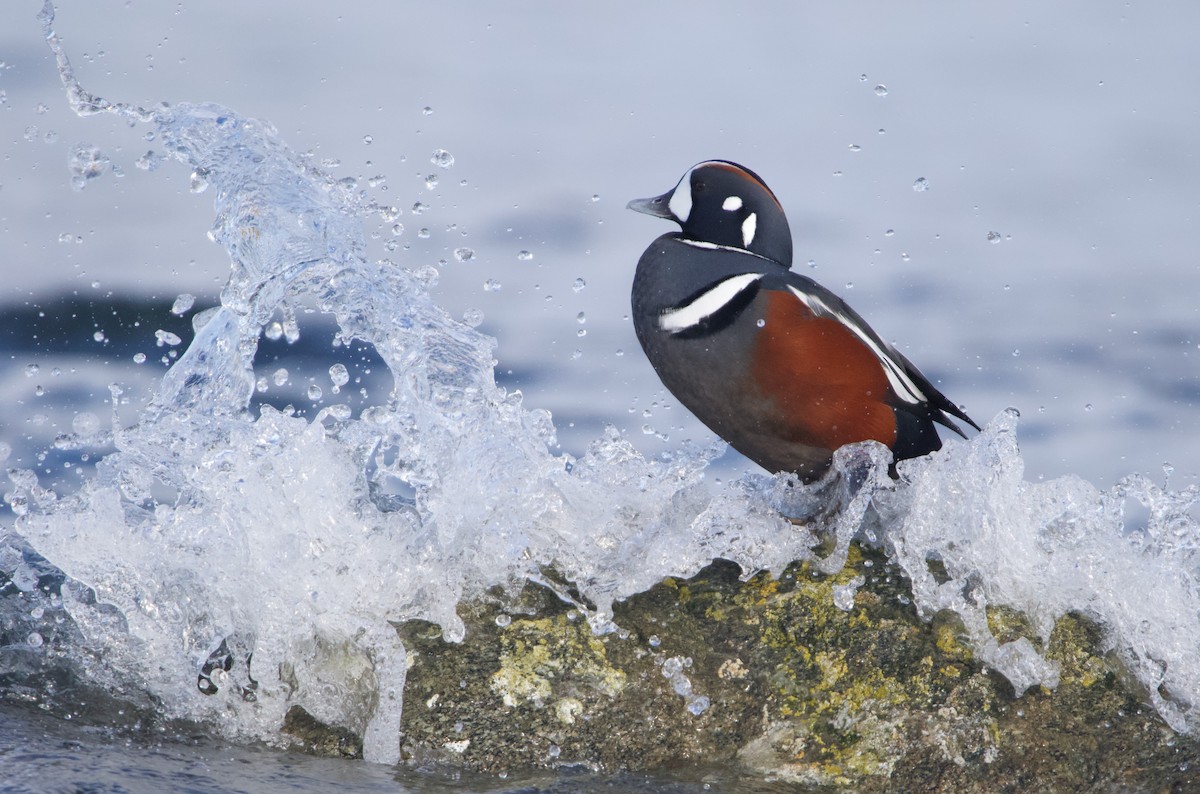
left=901, top=252, right=911, bottom=262
left=591, top=194, right=600, bottom=202
left=422, top=106, right=434, bottom=116
left=26, top=632, right=43, bottom=648
left=171, top=293, right=196, bottom=315
left=413, top=266, right=439, bottom=288
left=135, top=150, right=164, bottom=171
left=34, top=385, right=44, bottom=397
left=133, top=352, right=146, bottom=364
left=884, top=229, right=895, bottom=237
left=307, top=384, right=323, bottom=401
left=391, top=223, right=404, bottom=237
left=483, top=278, right=502, bottom=292
left=93, top=331, right=106, bottom=343
left=362, top=134, right=373, bottom=145
left=329, top=363, right=350, bottom=389
left=570, top=349, right=582, bottom=360
left=987, top=231, right=1002, bottom=244
left=424, top=174, right=438, bottom=190
left=462, top=308, right=484, bottom=327
left=576, top=312, right=586, bottom=324
left=756, top=318, right=766, bottom=328
left=845, top=281, right=854, bottom=290
left=878, top=128, right=886, bottom=135
left=25, top=364, right=39, bottom=377
left=154, top=329, right=182, bottom=347
left=572, top=277, right=587, bottom=293
left=189, top=170, right=209, bottom=194
left=874, top=84, right=889, bottom=97
left=72, top=411, right=101, bottom=436
left=411, top=202, right=428, bottom=215
left=264, top=321, right=284, bottom=341
left=615, top=348, right=624, bottom=357
left=577, top=328, right=586, bottom=337
left=495, top=614, right=512, bottom=627
left=517, top=250, right=533, bottom=261
left=256, top=377, right=268, bottom=393
left=912, top=177, right=929, bottom=192
left=431, top=149, right=455, bottom=168
left=859, top=73, right=868, bottom=82
left=1012, top=349, right=1021, bottom=357
left=849, top=143, right=861, bottom=152
left=69, top=144, right=112, bottom=190
left=1084, top=403, right=1094, bottom=412
left=273, top=368, right=289, bottom=387
left=453, top=247, right=475, bottom=262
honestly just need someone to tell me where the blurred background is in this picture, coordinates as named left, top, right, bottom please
left=2, top=1, right=1200, bottom=510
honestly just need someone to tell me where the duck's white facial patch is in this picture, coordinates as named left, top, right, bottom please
left=722, top=195, right=743, bottom=211
left=667, top=169, right=694, bottom=222
left=787, top=285, right=927, bottom=405
left=659, top=272, right=764, bottom=334
left=741, top=212, right=758, bottom=247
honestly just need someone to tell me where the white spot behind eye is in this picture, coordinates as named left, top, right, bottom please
left=668, top=168, right=694, bottom=222
left=741, top=212, right=757, bottom=247
left=722, top=196, right=743, bottom=211
left=659, top=272, right=764, bottom=333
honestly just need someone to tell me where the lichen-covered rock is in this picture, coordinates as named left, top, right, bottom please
left=282, top=704, right=363, bottom=759
left=388, top=543, right=1200, bottom=791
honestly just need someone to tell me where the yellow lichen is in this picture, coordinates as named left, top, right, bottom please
left=488, top=615, right=626, bottom=709
left=935, top=619, right=968, bottom=657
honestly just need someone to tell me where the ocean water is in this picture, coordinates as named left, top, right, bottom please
left=2, top=1, right=1200, bottom=789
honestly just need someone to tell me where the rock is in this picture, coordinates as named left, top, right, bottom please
left=380, top=543, right=1200, bottom=790
left=282, top=704, right=363, bottom=759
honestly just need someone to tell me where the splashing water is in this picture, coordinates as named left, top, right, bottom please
left=6, top=0, right=1200, bottom=765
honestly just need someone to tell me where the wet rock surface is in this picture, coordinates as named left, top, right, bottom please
left=355, top=543, right=1196, bottom=791
left=282, top=705, right=363, bottom=759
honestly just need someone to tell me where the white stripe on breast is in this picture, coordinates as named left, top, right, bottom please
left=787, top=286, right=927, bottom=405
left=659, top=272, right=765, bottom=334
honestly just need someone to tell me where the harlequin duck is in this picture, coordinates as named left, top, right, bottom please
left=628, top=160, right=978, bottom=482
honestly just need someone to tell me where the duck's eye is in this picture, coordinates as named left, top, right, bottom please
left=693, top=179, right=706, bottom=192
